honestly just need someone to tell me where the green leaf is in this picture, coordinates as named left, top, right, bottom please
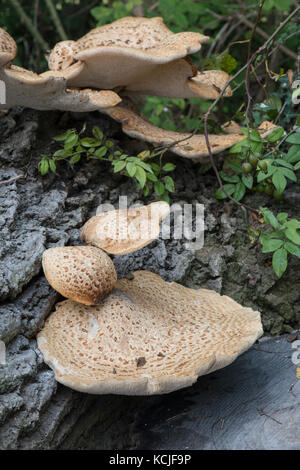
left=279, top=167, right=297, bottom=181
left=53, top=130, right=73, bottom=142
left=260, top=207, right=280, bottom=229
left=164, top=176, right=175, bottom=193
left=260, top=237, right=283, bottom=253
left=146, top=172, right=158, bottom=183
left=126, top=162, right=136, bottom=177
left=215, top=184, right=236, bottom=200
left=242, top=174, right=253, bottom=189
left=285, top=227, right=300, bottom=245
left=154, top=181, right=165, bottom=197
left=80, top=137, right=99, bottom=147
left=162, top=163, right=176, bottom=172
left=113, top=161, right=126, bottom=172
left=219, top=171, right=240, bottom=183
left=286, top=133, right=300, bottom=145
left=135, top=166, right=147, bottom=188
left=272, top=170, right=287, bottom=193
left=286, top=145, right=300, bottom=163
left=70, top=154, right=81, bottom=164
left=233, top=182, right=246, bottom=201
left=277, top=212, right=288, bottom=223
left=284, top=241, right=300, bottom=258
left=272, top=248, right=288, bottom=278
left=95, top=146, right=107, bottom=158
left=38, top=158, right=49, bottom=176
left=294, top=161, right=300, bottom=171
left=49, top=159, right=56, bottom=173
left=230, top=138, right=249, bottom=153
left=267, top=127, right=284, bottom=142
left=92, top=126, right=103, bottom=141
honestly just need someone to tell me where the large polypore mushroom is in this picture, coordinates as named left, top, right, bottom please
left=37, top=270, right=263, bottom=395
left=80, top=201, right=170, bottom=255
left=0, top=28, right=121, bottom=112
left=47, top=17, right=231, bottom=100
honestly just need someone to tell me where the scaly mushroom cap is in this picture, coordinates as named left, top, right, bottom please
left=104, top=100, right=280, bottom=160
left=42, top=246, right=117, bottom=305
left=0, top=28, right=17, bottom=66
left=48, top=17, right=211, bottom=96
left=80, top=201, right=170, bottom=255
left=37, top=271, right=263, bottom=395
left=47, top=40, right=78, bottom=71
left=0, top=62, right=121, bottom=112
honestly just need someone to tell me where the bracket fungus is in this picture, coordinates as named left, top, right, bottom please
left=104, top=100, right=279, bottom=160
left=0, top=27, right=121, bottom=112
left=47, top=17, right=220, bottom=99
left=42, top=245, right=117, bottom=305
left=80, top=201, right=170, bottom=255
left=37, top=271, right=263, bottom=396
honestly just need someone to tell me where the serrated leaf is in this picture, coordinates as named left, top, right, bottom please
left=272, top=248, right=288, bottom=278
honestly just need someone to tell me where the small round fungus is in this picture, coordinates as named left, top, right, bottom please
left=37, top=271, right=263, bottom=396
left=42, top=245, right=117, bottom=305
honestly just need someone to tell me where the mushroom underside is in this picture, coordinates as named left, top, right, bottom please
left=104, top=100, right=279, bottom=160
left=37, top=271, right=263, bottom=396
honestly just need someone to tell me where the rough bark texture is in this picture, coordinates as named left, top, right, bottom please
left=0, top=108, right=299, bottom=449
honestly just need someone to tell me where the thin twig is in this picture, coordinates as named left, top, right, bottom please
left=0, top=174, right=24, bottom=186
left=236, top=13, right=298, bottom=60
left=44, top=0, right=68, bottom=41
left=8, top=0, right=49, bottom=50
left=245, top=1, right=266, bottom=130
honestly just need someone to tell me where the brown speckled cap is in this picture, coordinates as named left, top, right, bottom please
left=42, top=245, right=117, bottom=305
left=0, top=28, right=17, bottom=66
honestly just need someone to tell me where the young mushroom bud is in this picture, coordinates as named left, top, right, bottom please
left=42, top=246, right=117, bottom=305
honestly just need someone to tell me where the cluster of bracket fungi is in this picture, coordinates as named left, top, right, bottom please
left=0, top=17, right=276, bottom=160
left=1, top=17, right=266, bottom=395
left=37, top=202, right=263, bottom=396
